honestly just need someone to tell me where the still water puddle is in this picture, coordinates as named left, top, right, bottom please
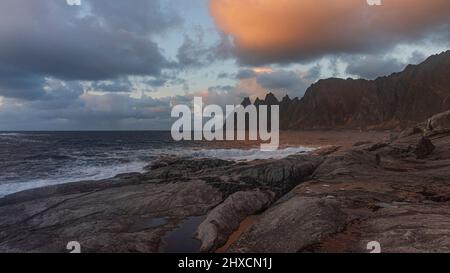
left=159, top=215, right=206, bottom=253
left=129, top=217, right=168, bottom=232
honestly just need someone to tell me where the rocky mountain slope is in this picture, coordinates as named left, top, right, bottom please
left=247, top=50, right=450, bottom=130
left=1, top=111, right=450, bottom=253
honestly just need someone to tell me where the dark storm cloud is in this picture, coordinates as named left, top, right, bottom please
left=0, top=0, right=180, bottom=100
left=33, top=81, right=85, bottom=110
left=0, top=67, right=46, bottom=100
left=88, top=0, right=180, bottom=35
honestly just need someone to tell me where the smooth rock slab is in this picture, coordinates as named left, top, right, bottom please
left=0, top=181, right=222, bottom=253
left=228, top=196, right=348, bottom=253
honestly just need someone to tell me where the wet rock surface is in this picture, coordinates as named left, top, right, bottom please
left=1, top=115, right=450, bottom=253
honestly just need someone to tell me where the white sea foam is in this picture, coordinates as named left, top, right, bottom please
left=176, top=146, right=315, bottom=161
left=0, top=161, right=147, bottom=198
left=0, top=133, right=24, bottom=136
left=0, top=133, right=49, bottom=137
left=0, top=133, right=48, bottom=144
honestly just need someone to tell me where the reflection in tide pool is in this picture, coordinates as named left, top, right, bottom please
left=159, top=216, right=206, bottom=253
left=129, top=217, right=168, bottom=233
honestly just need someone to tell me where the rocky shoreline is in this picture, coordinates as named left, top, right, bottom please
left=1, top=111, right=450, bottom=253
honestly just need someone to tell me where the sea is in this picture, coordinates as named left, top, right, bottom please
left=0, top=131, right=314, bottom=198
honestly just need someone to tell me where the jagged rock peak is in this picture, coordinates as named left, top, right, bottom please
left=241, top=97, right=252, bottom=107
left=281, top=95, right=291, bottom=104
left=264, top=92, right=279, bottom=105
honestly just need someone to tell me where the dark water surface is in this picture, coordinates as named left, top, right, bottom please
left=159, top=216, right=206, bottom=253
left=0, top=131, right=314, bottom=197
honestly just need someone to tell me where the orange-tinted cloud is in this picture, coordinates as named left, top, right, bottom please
left=210, top=0, right=450, bottom=64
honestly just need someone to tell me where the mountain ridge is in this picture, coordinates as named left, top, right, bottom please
left=244, top=50, right=450, bottom=130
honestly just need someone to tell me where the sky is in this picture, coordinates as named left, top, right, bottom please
left=0, top=0, right=449, bottom=130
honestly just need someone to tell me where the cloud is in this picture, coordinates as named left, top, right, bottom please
left=255, top=66, right=322, bottom=98
left=210, top=0, right=450, bottom=65
left=0, top=67, right=46, bottom=100
left=197, top=87, right=244, bottom=106
left=208, top=85, right=234, bottom=92
left=88, top=0, right=180, bottom=35
left=176, top=29, right=236, bottom=69
left=343, top=50, right=432, bottom=79
left=0, top=93, right=173, bottom=130
left=0, top=0, right=179, bottom=100
left=177, top=34, right=211, bottom=68
left=345, top=55, right=406, bottom=79
left=236, top=69, right=257, bottom=79
left=89, top=79, right=134, bottom=93
left=197, top=66, right=323, bottom=104
left=256, top=70, right=311, bottom=97
left=217, top=72, right=231, bottom=79
left=0, top=0, right=189, bottom=130
left=409, top=51, right=427, bottom=65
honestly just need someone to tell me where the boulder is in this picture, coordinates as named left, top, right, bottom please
left=425, top=110, right=450, bottom=136
left=196, top=189, right=275, bottom=252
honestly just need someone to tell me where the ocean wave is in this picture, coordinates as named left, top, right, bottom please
left=0, top=133, right=25, bottom=136
left=0, top=132, right=50, bottom=137
left=0, top=161, right=147, bottom=198
left=169, top=146, right=316, bottom=161
left=0, top=146, right=315, bottom=198
left=0, top=133, right=48, bottom=144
